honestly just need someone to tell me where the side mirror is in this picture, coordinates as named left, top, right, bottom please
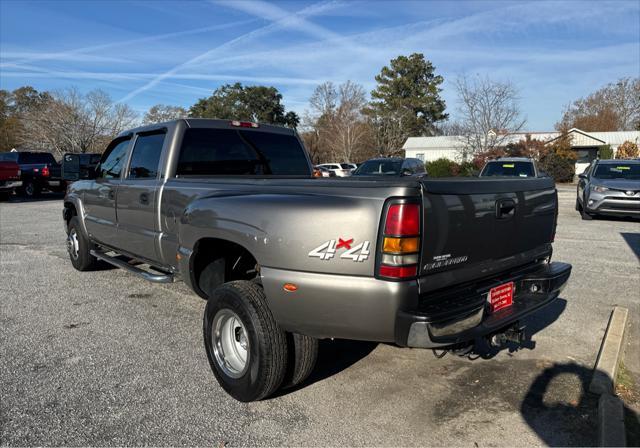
left=401, top=168, right=413, bottom=176
left=578, top=173, right=587, bottom=179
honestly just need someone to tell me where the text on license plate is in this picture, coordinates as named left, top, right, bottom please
left=488, top=282, right=514, bottom=312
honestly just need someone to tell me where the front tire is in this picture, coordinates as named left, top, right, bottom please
left=203, top=280, right=287, bottom=402
left=67, top=216, right=98, bottom=271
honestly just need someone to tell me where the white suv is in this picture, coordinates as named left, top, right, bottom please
left=316, top=163, right=354, bottom=177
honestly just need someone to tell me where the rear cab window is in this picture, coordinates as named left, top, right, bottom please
left=0, top=153, right=18, bottom=162
left=481, top=161, right=535, bottom=177
left=176, top=128, right=310, bottom=176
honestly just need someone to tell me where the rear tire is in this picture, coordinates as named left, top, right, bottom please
left=21, top=181, right=40, bottom=198
left=203, top=280, right=287, bottom=402
left=282, top=333, right=318, bottom=388
left=67, top=216, right=98, bottom=271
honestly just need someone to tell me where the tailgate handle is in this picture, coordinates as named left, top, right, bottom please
left=496, top=199, right=516, bottom=219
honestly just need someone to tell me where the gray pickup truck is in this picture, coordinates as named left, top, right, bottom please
left=63, top=119, right=571, bottom=402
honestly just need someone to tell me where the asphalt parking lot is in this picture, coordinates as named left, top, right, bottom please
left=1, top=185, right=638, bottom=446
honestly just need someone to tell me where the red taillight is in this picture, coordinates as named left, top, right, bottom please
left=230, top=120, right=259, bottom=128
left=384, top=204, right=420, bottom=236
left=379, top=265, right=417, bottom=278
left=379, top=201, right=421, bottom=280
left=42, top=165, right=50, bottom=177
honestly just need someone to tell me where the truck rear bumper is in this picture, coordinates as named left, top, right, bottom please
left=260, top=261, right=570, bottom=345
left=0, top=180, right=22, bottom=191
left=395, top=262, right=571, bottom=348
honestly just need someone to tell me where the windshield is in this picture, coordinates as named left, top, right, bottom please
left=353, top=160, right=402, bottom=176
left=481, top=161, right=534, bottom=177
left=593, top=163, right=640, bottom=180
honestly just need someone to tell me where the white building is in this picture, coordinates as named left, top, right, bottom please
left=403, top=128, right=640, bottom=173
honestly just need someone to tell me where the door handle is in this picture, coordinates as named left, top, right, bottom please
left=495, top=199, right=516, bottom=219
left=139, top=192, right=149, bottom=205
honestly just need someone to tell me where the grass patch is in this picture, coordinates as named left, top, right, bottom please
left=617, top=361, right=640, bottom=446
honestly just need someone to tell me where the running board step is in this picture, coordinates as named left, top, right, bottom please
left=90, top=250, right=174, bottom=283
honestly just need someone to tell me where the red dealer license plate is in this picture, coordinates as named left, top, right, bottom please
left=489, top=282, right=514, bottom=313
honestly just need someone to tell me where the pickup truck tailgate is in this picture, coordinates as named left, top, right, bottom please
left=419, top=177, right=557, bottom=291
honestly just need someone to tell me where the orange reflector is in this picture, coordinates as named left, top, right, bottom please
left=176, top=253, right=182, bottom=261
left=383, top=237, right=419, bottom=254
left=283, top=283, right=298, bottom=292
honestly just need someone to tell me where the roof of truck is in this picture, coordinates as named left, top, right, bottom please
left=120, top=118, right=297, bottom=137
left=596, top=158, right=640, bottom=164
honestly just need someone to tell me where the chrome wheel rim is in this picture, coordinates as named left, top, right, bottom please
left=212, top=309, right=249, bottom=378
left=25, top=183, right=34, bottom=196
left=67, top=229, right=80, bottom=260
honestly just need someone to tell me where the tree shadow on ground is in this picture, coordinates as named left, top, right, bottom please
left=620, top=232, right=640, bottom=262
left=521, top=362, right=639, bottom=447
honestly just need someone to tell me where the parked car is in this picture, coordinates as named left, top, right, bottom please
left=0, top=161, right=22, bottom=200
left=313, top=165, right=336, bottom=177
left=352, top=157, right=426, bottom=177
left=315, top=163, right=353, bottom=177
left=62, top=153, right=102, bottom=182
left=0, top=151, right=64, bottom=197
left=479, top=157, right=545, bottom=178
left=63, top=119, right=571, bottom=402
left=576, top=158, right=640, bottom=220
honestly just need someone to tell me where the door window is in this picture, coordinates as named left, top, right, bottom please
left=99, top=138, right=131, bottom=179
left=128, top=132, right=165, bottom=179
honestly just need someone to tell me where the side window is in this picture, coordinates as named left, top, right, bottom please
left=128, top=132, right=165, bottom=179
left=99, top=138, right=131, bottom=179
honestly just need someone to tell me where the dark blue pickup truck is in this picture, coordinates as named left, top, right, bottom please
left=0, top=151, right=64, bottom=197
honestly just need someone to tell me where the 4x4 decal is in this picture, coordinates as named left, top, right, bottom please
left=308, top=238, right=371, bottom=262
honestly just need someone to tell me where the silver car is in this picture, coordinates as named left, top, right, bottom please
left=576, top=159, right=640, bottom=220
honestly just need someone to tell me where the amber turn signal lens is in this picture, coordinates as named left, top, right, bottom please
left=283, top=283, right=298, bottom=292
left=383, top=237, right=419, bottom=254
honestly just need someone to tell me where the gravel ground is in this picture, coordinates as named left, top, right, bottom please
left=1, top=186, right=638, bottom=446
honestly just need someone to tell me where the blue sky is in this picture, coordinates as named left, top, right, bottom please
left=1, top=0, right=638, bottom=130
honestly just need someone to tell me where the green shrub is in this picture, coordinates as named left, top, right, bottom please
left=425, top=158, right=457, bottom=177
left=598, top=145, right=613, bottom=159
left=456, top=161, right=478, bottom=177
left=539, top=152, right=575, bottom=183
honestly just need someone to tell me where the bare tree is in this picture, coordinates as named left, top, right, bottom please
left=366, top=114, right=406, bottom=157
left=22, top=88, right=137, bottom=156
left=306, top=81, right=374, bottom=162
left=558, top=77, right=640, bottom=131
left=143, top=104, right=188, bottom=124
left=455, top=75, right=526, bottom=159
